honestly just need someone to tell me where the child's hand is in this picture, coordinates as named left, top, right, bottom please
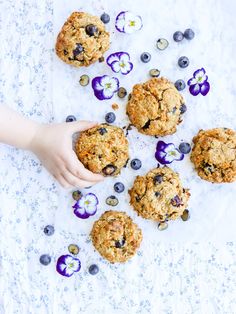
left=29, top=121, right=104, bottom=188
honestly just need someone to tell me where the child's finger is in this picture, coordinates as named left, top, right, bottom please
left=54, top=174, right=73, bottom=189
left=68, top=153, right=104, bottom=182
left=67, top=121, right=98, bottom=134
left=61, top=171, right=95, bottom=188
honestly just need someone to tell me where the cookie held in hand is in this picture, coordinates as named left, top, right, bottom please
left=75, top=124, right=129, bottom=176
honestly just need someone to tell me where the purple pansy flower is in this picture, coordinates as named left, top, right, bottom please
left=155, top=141, right=184, bottom=165
left=115, top=11, right=143, bottom=34
left=73, top=193, right=98, bottom=219
left=107, top=52, right=133, bottom=75
left=56, top=254, right=81, bottom=277
left=92, top=75, right=119, bottom=100
left=187, top=68, right=210, bottom=96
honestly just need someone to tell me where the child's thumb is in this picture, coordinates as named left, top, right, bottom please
left=67, top=121, right=98, bottom=134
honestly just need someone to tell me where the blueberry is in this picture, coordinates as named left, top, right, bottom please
left=43, top=225, right=54, bottom=236
left=181, top=209, right=190, bottom=221
left=179, top=142, right=191, bottom=154
left=102, top=165, right=117, bottom=176
left=154, top=175, right=163, bottom=184
left=115, top=238, right=125, bottom=248
left=88, top=264, right=99, bottom=275
left=114, top=182, right=125, bottom=193
left=106, top=195, right=119, bottom=206
left=79, top=75, right=90, bottom=86
left=100, top=13, right=110, bottom=24
left=184, top=28, right=195, bottom=40
left=149, top=69, right=160, bottom=78
left=140, top=52, right=151, bottom=63
left=180, top=104, right=187, bottom=114
left=68, top=244, right=80, bottom=255
left=171, top=195, right=182, bottom=207
left=98, top=127, right=107, bottom=135
left=173, top=31, right=184, bottom=42
left=66, top=115, right=76, bottom=122
left=130, top=158, right=142, bottom=170
left=155, top=191, right=161, bottom=197
left=85, top=24, right=98, bottom=36
left=156, top=38, right=169, bottom=50
left=175, top=79, right=186, bottom=91
left=105, top=112, right=116, bottom=123
left=118, top=87, right=127, bottom=98
left=39, top=254, right=51, bottom=266
left=178, top=56, right=189, bottom=68
left=158, top=222, right=168, bottom=231
left=72, top=190, right=82, bottom=201
left=73, top=43, right=83, bottom=57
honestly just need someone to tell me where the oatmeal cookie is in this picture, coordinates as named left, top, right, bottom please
left=75, top=124, right=129, bottom=176
left=90, top=211, right=142, bottom=263
left=190, top=128, right=236, bottom=183
left=56, top=12, right=110, bottom=67
left=126, top=77, right=186, bottom=136
left=129, top=167, right=190, bottom=221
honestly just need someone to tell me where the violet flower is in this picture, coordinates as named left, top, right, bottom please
left=155, top=141, right=184, bottom=165
left=187, top=68, right=210, bottom=96
left=56, top=254, right=81, bottom=277
left=115, top=11, right=143, bottom=34
left=73, top=193, right=98, bottom=219
left=106, top=52, right=133, bottom=75
left=92, top=75, right=119, bottom=100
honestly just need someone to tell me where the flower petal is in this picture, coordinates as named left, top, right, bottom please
left=156, top=140, right=169, bottom=152
left=173, top=149, right=184, bottom=161
left=200, top=81, right=210, bottom=96
left=115, top=11, right=126, bottom=32
left=189, top=83, right=201, bottom=96
left=110, top=60, right=122, bottom=73
left=106, top=53, right=120, bottom=66
left=187, top=77, right=197, bottom=86
left=193, top=68, right=206, bottom=78
left=120, top=62, right=133, bottom=75
left=73, top=207, right=90, bottom=219
left=163, top=143, right=176, bottom=154
left=85, top=205, right=97, bottom=215
left=92, top=76, right=104, bottom=91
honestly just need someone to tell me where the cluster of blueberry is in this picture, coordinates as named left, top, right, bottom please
left=39, top=223, right=99, bottom=275
left=140, top=28, right=195, bottom=92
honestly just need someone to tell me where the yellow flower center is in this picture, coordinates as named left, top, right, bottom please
left=105, top=83, right=111, bottom=89
left=169, top=151, right=177, bottom=156
left=69, top=263, right=74, bottom=268
left=129, top=20, right=135, bottom=27
left=119, top=62, right=125, bottom=68
left=85, top=200, right=90, bottom=205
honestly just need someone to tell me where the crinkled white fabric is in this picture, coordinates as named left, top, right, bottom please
left=0, top=0, right=236, bottom=313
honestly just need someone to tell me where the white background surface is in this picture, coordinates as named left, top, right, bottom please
left=0, top=0, right=236, bottom=313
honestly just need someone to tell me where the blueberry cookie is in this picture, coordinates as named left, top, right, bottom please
left=90, top=211, right=142, bottom=263
left=129, top=167, right=190, bottom=222
left=75, top=124, right=129, bottom=176
left=126, top=77, right=186, bottom=136
left=56, top=12, right=110, bottom=67
left=190, top=128, right=236, bottom=183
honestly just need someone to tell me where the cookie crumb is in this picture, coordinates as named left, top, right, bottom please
left=112, top=103, right=119, bottom=110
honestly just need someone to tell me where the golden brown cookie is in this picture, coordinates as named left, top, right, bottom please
left=129, top=167, right=190, bottom=222
left=90, top=211, right=142, bottom=263
left=56, top=12, right=110, bottom=67
left=190, top=128, right=236, bottom=183
left=126, top=77, right=186, bottom=136
left=75, top=124, right=129, bottom=176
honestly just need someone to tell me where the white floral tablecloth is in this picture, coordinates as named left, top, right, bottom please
left=0, top=0, right=236, bottom=313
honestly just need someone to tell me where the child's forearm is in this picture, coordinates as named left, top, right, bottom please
left=0, top=105, right=40, bottom=149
